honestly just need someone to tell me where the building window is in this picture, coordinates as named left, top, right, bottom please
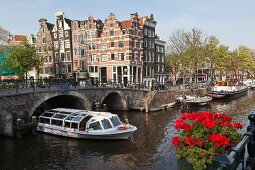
left=131, top=41, right=134, bottom=47
left=144, top=28, right=147, bottom=35
left=66, top=51, right=71, bottom=61
left=118, top=53, right=124, bottom=60
left=110, top=30, right=114, bottom=36
left=101, top=42, right=106, bottom=49
left=79, top=34, right=85, bottom=44
left=61, top=53, right=65, bottom=61
left=144, top=52, right=147, bottom=62
left=111, top=42, right=114, bottom=48
left=110, top=23, right=113, bottom=27
left=144, top=39, right=147, bottom=47
left=49, top=56, right=52, bottom=63
left=89, top=66, right=94, bottom=72
left=90, top=54, right=96, bottom=62
left=42, top=37, right=46, bottom=44
left=54, top=41, right=58, bottom=49
left=65, top=40, right=70, bottom=48
left=65, top=31, right=68, bottom=37
left=136, top=42, right=140, bottom=48
left=118, top=41, right=124, bottom=48
left=88, top=43, right=96, bottom=50
left=89, top=24, right=92, bottom=29
left=54, top=33, right=57, bottom=39
left=80, top=48, right=85, bottom=56
left=67, top=64, right=72, bottom=73
left=111, top=54, right=115, bottom=60
left=152, top=30, right=155, bottom=37
left=101, top=54, right=108, bottom=62
left=59, top=30, right=63, bottom=38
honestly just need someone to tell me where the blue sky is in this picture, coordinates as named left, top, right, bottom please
left=1, top=0, right=254, bottom=50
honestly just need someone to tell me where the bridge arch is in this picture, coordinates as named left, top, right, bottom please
left=101, top=90, right=128, bottom=110
left=30, top=91, right=91, bottom=118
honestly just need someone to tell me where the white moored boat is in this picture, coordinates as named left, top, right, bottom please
left=37, top=108, right=137, bottom=140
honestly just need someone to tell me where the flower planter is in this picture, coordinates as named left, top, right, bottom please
left=178, top=158, right=215, bottom=170
left=172, top=112, right=244, bottom=170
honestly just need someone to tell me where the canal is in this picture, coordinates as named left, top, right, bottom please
left=1, top=90, right=255, bottom=170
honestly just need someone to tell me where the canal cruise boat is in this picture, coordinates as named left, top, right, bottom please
left=37, top=108, right=137, bottom=140
left=207, top=80, right=248, bottom=99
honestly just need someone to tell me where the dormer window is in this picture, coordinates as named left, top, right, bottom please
left=110, top=30, right=114, bottom=36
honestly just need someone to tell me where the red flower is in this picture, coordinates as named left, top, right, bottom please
left=174, top=119, right=184, bottom=130
left=202, top=119, right=216, bottom=129
left=207, top=134, right=230, bottom=147
left=185, top=136, right=197, bottom=146
left=197, top=139, right=204, bottom=147
left=183, top=122, right=191, bottom=131
left=171, top=136, right=181, bottom=146
left=234, top=122, right=243, bottom=129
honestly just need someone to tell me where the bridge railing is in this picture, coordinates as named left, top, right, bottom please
left=1, top=78, right=195, bottom=94
left=0, top=78, right=158, bottom=91
left=211, top=113, right=255, bottom=170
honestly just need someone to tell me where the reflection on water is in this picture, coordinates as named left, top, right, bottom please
left=1, top=90, right=255, bottom=170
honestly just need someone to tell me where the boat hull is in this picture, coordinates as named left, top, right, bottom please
left=37, top=124, right=136, bottom=140
left=207, top=87, right=248, bottom=100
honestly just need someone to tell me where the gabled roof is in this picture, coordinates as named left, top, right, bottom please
left=13, top=35, right=27, bottom=41
left=47, top=23, right=54, bottom=31
left=120, top=16, right=148, bottom=30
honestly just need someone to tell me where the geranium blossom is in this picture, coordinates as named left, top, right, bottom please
left=171, top=111, right=243, bottom=170
left=234, top=122, right=243, bottom=129
left=171, top=136, right=181, bottom=146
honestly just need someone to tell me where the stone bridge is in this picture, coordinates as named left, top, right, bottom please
left=0, top=86, right=152, bottom=137
left=0, top=85, right=197, bottom=137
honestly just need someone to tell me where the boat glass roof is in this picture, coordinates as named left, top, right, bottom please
left=41, top=112, right=54, bottom=118
left=72, top=116, right=85, bottom=123
left=52, top=113, right=69, bottom=119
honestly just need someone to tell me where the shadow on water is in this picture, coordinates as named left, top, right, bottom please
left=2, top=90, right=255, bottom=169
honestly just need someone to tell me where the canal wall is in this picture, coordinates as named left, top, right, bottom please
left=148, top=88, right=208, bottom=111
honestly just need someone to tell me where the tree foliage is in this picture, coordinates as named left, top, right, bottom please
left=0, top=26, right=11, bottom=45
left=4, top=41, right=42, bottom=79
left=166, top=28, right=255, bottom=82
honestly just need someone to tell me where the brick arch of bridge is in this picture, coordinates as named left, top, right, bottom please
left=100, top=90, right=128, bottom=110
left=29, top=91, right=91, bottom=118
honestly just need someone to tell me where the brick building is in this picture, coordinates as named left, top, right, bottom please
left=36, top=11, right=166, bottom=86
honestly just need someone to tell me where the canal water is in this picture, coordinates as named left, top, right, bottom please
left=1, top=90, right=255, bottom=170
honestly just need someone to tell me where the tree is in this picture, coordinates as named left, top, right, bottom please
left=4, top=41, right=42, bottom=81
left=167, top=28, right=207, bottom=84
left=0, top=26, right=11, bottom=45
left=231, top=45, right=255, bottom=80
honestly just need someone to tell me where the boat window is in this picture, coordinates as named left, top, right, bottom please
left=66, top=115, right=75, bottom=121
left=53, top=113, right=68, bottom=119
left=41, top=112, right=54, bottom=118
left=110, top=116, right=122, bottom=127
left=88, top=121, right=102, bottom=130
left=72, top=116, right=84, bottom=123
left=64, top=121, right=71, bottom=128
left=71, top=122, right=78, bottom=129
left=39, top=117, right=50, bottom=124
left=51, top=119, right=63, bottom=126
left=101, top=119, right=112, bottom=129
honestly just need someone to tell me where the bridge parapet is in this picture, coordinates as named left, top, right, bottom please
left=211, top=113, right=255, bottom=169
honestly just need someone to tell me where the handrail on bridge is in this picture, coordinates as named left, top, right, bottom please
left=212, top=114, right=255, bottom=170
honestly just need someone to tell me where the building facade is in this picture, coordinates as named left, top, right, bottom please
left=36, top=11, right=166, bottom=86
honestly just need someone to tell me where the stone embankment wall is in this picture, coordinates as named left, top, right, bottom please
left=149, top=88, right=208, bottom=111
